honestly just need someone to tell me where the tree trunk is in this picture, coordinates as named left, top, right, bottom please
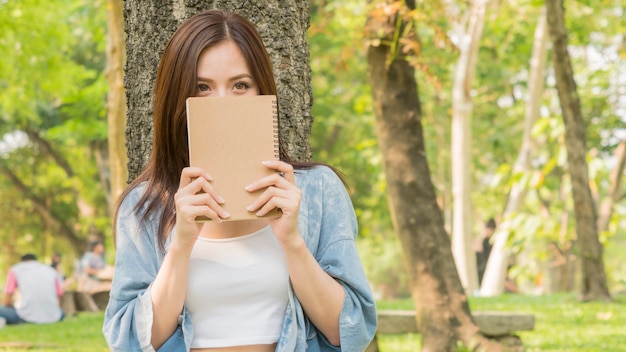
left=596, top=141, right=626, bottom=232
left=481, top=9, right=548, bottom=296
left=547, top=177, right=578, bottom=293
left=365, top=2, right=500, bottom=350
left=450, top=0, right=489, bottom=294
left=124, top=0, right=312, bottom=180
left=545, top=0, right=611, bottom=302
left=106, top=0, right=128, bottom=212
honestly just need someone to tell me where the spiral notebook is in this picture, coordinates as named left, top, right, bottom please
left=186, top=95, right=281, bottom=222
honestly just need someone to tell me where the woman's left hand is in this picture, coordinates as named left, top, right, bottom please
left=245, top=160, right=301, bottom=244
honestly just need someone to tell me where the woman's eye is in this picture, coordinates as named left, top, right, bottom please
left=234, top=82, right=250, bottom=90
left=198, top=83, right=209, bottom=92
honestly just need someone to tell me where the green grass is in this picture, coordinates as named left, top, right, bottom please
left=471, top=293, right=626, bottom=351
left=1, top=293, right=625, bottom=351
left=376, top=292, right=626, bottom=351
left=0, top=312, right=108, bottom=351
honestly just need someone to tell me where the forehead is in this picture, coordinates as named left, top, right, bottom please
left=196, top=40, right=251, bottom=77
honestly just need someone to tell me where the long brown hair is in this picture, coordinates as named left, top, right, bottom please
left=116, top=10, right=343, bottom=251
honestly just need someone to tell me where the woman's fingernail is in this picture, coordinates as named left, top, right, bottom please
left=244, top=184, right=252, bottom=191
left=262, top=160, right=270, bottom=165
left=246, top=204, right=253, bottom=211
left=222, top=211, right=230, bottom=218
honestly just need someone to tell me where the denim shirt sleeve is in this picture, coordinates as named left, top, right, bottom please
left=102, top=185, right=192, bottom=352
left=293, top=166, right=378, bottom=351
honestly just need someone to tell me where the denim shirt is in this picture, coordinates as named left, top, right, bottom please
left=103, top=166, right=377, bottom=352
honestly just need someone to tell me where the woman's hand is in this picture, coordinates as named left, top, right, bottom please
left=173, top=167, right=229, bottom=251
left=245, top=160, right=301, bottom=244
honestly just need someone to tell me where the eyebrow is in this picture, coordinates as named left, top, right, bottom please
left=196, top=73, right=255, bottom=82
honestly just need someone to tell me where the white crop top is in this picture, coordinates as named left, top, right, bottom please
left=185, top=225, right=289, bottom=348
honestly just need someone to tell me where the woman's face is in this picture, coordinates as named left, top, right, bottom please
left=94, top=243, right=104, bottom=254
left=195, top=40, right=259, bottom=97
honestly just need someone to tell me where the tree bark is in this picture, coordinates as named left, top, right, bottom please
left=481, top=9, right=548, bottom=296
left=545, top=0, right=611, bottom=302
left=365, top=2, right=500, bottom=350
left=106, top=0, right=128, bottom=212
left=124, top=0, right=312, bottom=180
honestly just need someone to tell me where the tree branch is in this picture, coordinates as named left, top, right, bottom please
left=23, top=126, right=74, bottom=178
left=0, top=160, right=84, bottom=254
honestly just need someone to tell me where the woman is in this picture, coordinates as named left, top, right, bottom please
left=103, top=9, right=376, bottom=352
left=79, top=240, right=114, bottom=294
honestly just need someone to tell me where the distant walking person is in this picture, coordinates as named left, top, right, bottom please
left=475, top=218, right=496, bottom=287
left=0, top=253, right=64, bottom=324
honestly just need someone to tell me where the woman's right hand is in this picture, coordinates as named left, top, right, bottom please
left=172, top=167, right=230, bottom=251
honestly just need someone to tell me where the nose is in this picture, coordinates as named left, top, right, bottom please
left=214, top=88, right=228, bottom=98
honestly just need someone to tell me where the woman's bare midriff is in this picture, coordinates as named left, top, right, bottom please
left=191, top=344, right=277, bottom=352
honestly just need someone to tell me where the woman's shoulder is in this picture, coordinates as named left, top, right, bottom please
left=295, top=164, right=344, bottom=187
left=117, top=181, right=148, bottom=213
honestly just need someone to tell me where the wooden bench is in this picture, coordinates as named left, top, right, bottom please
left=61, top=290, right=110, bottom=316
left=366, top=310, right=535, bottom=351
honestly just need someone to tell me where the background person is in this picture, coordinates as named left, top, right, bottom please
left=103, top=9, right=376, bottom=352
left=475, top=218, right=496, bottom=288
left=78, top=240, right=113, bottom=294
left=0, top=253, right=64, bottom=324
left=50, top=252, right=62, bottom=271
left=80, top=240, right=106, bottom=276
left=50, top=251, right=66, bottom=280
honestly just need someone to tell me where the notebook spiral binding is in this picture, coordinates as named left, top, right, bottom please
left=272, top=100, right=279, bottom=159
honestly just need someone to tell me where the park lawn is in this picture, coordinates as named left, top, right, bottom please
left=376, top=292, right=626, bottom=351
left=0, top=293, right=624, bottom=351
left=0, top=311, right=108, bottom=352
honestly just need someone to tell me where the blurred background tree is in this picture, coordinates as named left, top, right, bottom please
left=308, top=0, right=626, bottom=300
left=0, top=0, right=109, bottom=280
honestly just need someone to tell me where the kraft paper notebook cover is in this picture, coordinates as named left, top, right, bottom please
left=186, top=95, right=281, bottom=222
